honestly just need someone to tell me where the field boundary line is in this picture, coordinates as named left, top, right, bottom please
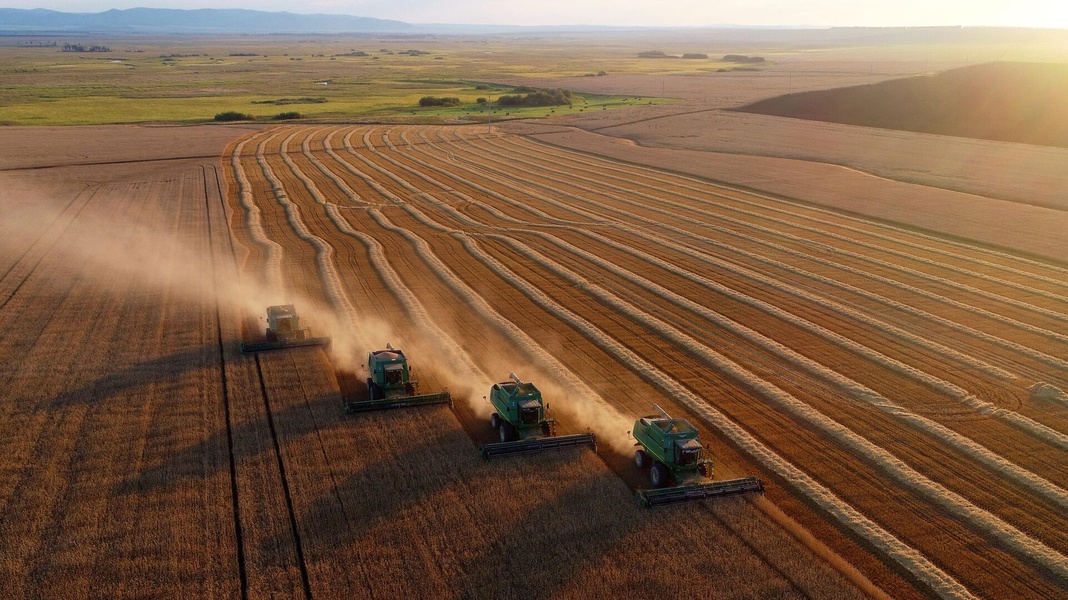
left=254, top=354, right=313, bottom=599
left=201, top=162, right=248, bottom=599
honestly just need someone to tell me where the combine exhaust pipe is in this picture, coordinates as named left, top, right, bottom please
left=479, top=432, right=597, bottom=459
left=637, top=476, right=765, bottom=508
left=344, top=391, right=452, bottom=414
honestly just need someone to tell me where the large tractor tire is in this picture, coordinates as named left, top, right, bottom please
left=634, top=449, right=649, bottom=469
left=498, top=423, right=513, bottom=443
left=367, top=378, right=380, bottom=401
left=650, top=463, right=668, bottom=488
left=265, top=328, right=277, bottom=342
left=490, top=413, right=501, bottom=430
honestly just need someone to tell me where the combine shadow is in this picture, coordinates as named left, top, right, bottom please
left=455, top=469, right=635, bottom=598
left=36, top=345, right=218, bottom=410
left=114, top=391, right=343, bottom=495
left=265, top=424, right=476, bottom=557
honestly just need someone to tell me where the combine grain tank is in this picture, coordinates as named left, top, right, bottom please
left=632, top=405, right=764, bottom=507
left=344, top=343, right=452, bottom=413
left=240, top=304, right=331, bottom=353
left=478, top=373, right=596, bottom=459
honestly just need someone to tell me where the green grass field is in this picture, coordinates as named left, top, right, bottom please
left=0, top=36, right=698, bottom=125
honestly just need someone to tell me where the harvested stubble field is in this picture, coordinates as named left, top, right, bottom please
left=0, top=125, right=881, bottom=598
left=2, top=54, right=1068, bottom=597
left=219, top=122, right=1068, bottom=598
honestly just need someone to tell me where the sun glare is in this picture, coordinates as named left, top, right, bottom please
left=995, top=3, right=1068, bottom=29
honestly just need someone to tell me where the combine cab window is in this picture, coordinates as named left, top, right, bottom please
left=275, top=317, right=294, bottom=334
left=384, top=367, right=403, bottom=385
left=519, top=406, right=539, bottom=425
left=676, top=445, right=701, bottom=466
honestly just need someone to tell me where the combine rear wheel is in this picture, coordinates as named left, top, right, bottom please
left=491, top=413, right=500, bottom=430
left=634, top=449, right=649, bottom=469
left=650, top=463, right=668, bottom=488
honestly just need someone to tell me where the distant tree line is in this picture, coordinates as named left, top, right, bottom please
left=214, top=111, right=302, bottom=122
left=62, top=44, right=110, bottom=53
left=214, top=111, right=254, bottom=121
left=497, top=88, right=573, bottom=107
left=419, top=96, right=461, bottom=107
left=252, top=97, right=327, bottom=105
left=723, top=54, right=765, bottom=63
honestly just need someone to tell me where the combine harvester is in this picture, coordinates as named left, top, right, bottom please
left=344, top=343, right=452, bottom=413
left=479, top=373, right=597, bottom=459
left=240, top=304, right=331, bottom=353
left=632, top=405, right=764, bottom=508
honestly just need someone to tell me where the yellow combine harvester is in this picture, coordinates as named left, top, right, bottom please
left=240, top=304, right=331, bottom=353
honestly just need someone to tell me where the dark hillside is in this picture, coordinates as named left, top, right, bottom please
left=735, top=62, right=1068, bottom=148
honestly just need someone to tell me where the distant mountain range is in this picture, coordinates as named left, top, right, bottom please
left=0, top=7, right=413, bottom=33
left=2, top=9, right=1066, bottom=37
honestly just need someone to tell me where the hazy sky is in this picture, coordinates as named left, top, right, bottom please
left=9, top=0, right=1068, bottom=28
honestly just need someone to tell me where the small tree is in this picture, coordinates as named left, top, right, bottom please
left=214, top=111, right=254, bottom=121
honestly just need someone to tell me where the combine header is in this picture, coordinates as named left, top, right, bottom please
left=478, top=373, right=596, bottom=459
left=344, top=344, right=452, bottom=413
left=632, top=405, right=764, bottom=508
left=240, top=304, right=331, bottom=353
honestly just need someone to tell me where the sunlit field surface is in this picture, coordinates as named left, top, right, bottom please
left=1, top=28, right=1067, bottom=599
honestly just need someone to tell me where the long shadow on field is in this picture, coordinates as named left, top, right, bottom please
left=269, top=416, right=478, bottom=550
left=455, top=470, right=635, bottom=598
left=259, top=416, right=477, bottom=572
left=35, top=345, right=215, bottom=410
left=112, top=391, right=343, bottom=495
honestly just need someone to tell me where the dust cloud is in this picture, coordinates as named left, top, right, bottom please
left=2, top=190, right=636, bottom=452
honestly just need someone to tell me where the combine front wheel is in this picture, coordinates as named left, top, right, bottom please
left=498, top=423, right=513, bottom=443
left=650, top=463, right=668, bottom=488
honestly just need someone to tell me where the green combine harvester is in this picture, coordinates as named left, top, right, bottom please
left=478, top=373, right=597, bottom=459
left=632, top=405, right=764, bottom=508
left=240, top=304, right=332, bottom=353
left=344, top=343, right=452, bottom=413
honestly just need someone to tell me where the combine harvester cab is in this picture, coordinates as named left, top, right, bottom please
left=632, top=405, right=764, bottom=508
left=240, top=304, right=332, bottom=353
left=478, top=373, right=596, bottom=459
left=344, top=343, right=452, bottom=413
